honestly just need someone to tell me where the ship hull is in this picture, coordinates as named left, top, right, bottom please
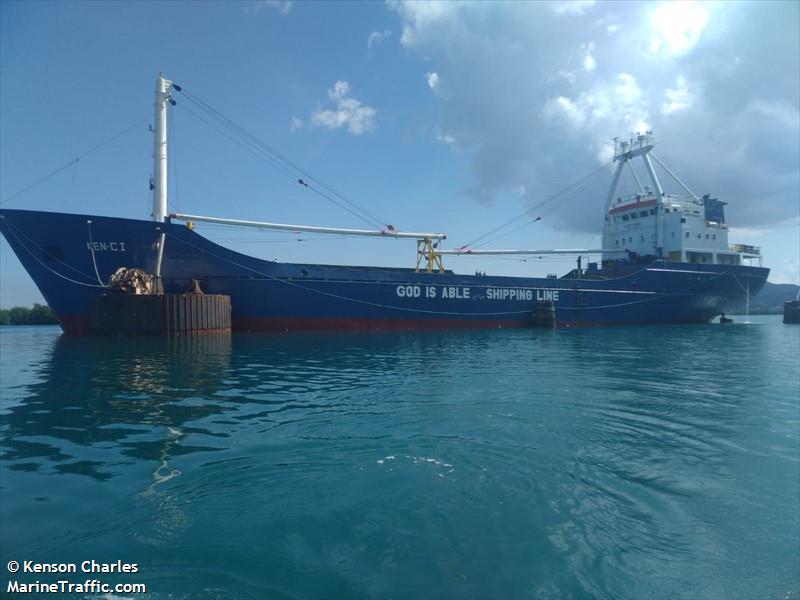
left=0, top=209, right=770, bottom=334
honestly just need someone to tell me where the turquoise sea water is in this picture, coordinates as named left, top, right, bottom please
left=0, top=317, right=798, bottom=599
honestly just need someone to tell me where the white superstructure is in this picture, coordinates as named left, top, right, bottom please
left=601, top=133, right=761, bottom=267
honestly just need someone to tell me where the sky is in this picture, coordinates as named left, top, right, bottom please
left=1, top=0, right=798, bottom=307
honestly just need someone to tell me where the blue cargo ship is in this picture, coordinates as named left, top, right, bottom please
left=0, top=76, right=768, bottom=334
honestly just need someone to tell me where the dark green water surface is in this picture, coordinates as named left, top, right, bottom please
left=1, top=317, right=798, bottom=599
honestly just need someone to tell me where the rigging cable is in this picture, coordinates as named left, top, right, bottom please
left=177, top=87, right=389, bottom=226
left=86, top=220, right=108, bottom=287
left=1, top=116, right=150, bottom=208
left=172, top=85, right=390, bottom=230
left=173, top=101, right=385, bottom=229
left=461, top=163, right=611, bottom=250
left=472, top=169, right=609, bottom=249
left=176, top=89, right=387, bottom=228
left=169, top=103, right=181, bottom=213
left=0, top=218, right=106, bottom=288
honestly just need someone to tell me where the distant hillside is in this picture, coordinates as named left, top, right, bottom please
left=731, top=281, right=800, bottom=314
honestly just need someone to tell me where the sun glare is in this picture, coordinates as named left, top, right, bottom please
left=649, top=1, right=710, bottom=56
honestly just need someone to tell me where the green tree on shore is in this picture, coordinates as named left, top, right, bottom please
left=0, top=304, right=58, bottom=325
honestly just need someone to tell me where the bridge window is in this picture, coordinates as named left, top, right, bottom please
left=706, top=234, right=709, bottom=239
left=685, top=232, right=690, bottom=238
left=631, top=213, right=639, bottom=219
left=681, top=218, right=686, bottom=223
left=671, top=232, right=675, bottom=238
left=712, top=234, right=716, bottom=240
left=622, top=214, right=629, bottom=221
left=640, top=211, right=649, bottom=217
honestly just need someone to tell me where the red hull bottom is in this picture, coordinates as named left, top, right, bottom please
left=232, top=316, right=537, bottom=333
left=233, top=317, right=708, bottom=332
left=58, top=314, right=536, bottom=335
left=55, top=314, right=711, bottom=335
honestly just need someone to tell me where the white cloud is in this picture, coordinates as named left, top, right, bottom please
left=309, top=81, right=377, bottom=135
left=615, top=72, right=641, bottom=105
left=247, top=0, right=293, bottom=15
left=544, top=73, right=647, bottom=132
left=436, top=131, right=456, bottom=145
left=290, top=116, right=303, bottom=132
left=597, top=142, right=615, bottom=164
left=633, top=118, right=651, bottom=134
left=728, top=226, right=769, bottom=239
left=649, top=1, right=709, bottom=56
left=387, top=1, right=799, bottom=233
left=551, top=1, right=597, bottom=16
left=662, top=76, right=692, bottom=114
left=426, top=71, right=440, bottom=89
left=367, top=29, right=391, bottom=50
left=557, top=70, right=576, bottom=84
left=543, top=96, right=586, bottom=126
left=582, top=42, right=596, bottom=72
left=387, top=0, right=461, bottom=47
left=745, top=100, right=800, bottom=130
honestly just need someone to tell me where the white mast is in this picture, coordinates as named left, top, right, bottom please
left=604, top=161, right=625, bottom=213
left=604, top=132, right=664, bottom=258
left=650, top=152, right=699, bottom=200
left=152, top=74, right=172, bottom=223
left=625, top=160, right=645, bottom=194
left=641, top=154, right=663, bottom=198
left=153, top=74, right=174, bottom=283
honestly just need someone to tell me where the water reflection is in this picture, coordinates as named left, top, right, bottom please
left=0, top=329, right=506, bottom=481
left=540, top=323, right=789, bottom=598
left=1, top=333, right=233, bottom=481
left=0, top=321, right=796, bottom=599
left=0, top=324, right=778, bottom=483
